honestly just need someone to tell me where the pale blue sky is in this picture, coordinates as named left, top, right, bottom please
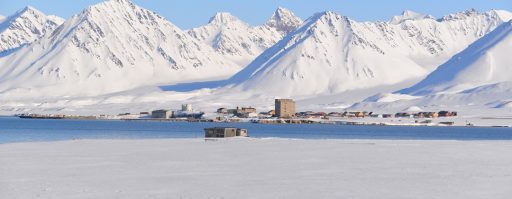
left=1, top=0, right=511, bottom=29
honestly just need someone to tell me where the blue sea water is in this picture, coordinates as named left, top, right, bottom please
left=0, top=117, right=511, bottom=144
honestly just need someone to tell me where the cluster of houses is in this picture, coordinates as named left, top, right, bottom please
left=393, top=111, right=458, bottom=118
left=294, top=110, right=458, bottom=119
left=102, top=98, right=459, bottom=123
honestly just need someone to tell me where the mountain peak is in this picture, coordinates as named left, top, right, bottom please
left=22, top=5, right=37, bottom=12
left=401, top=10, right=422, bottom=17
left=389, top=10, right=431, bottom=24
left=265, top=7, right=302, bottom=34
left=13, top=5, right=44, bottom=18
left=439, top=8, right=482, bottom=21
left=104, top=0, right=133, bottom=6
left=208, top=12, right=240, bottom=24
left=488, top=9, right=512, bottom=22
left=309, top=11, right=345, bottom=25
left=0, top=5, right=64, bottom=52
left=81, top=0, right=138, bottom=16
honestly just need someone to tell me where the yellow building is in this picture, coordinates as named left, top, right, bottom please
left=275, top=99, right=296, bottom=118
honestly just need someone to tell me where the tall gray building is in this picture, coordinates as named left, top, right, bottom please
left=275, top=99, right=296, bottom=118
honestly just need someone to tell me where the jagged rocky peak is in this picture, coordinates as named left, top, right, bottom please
left=0, top=5, right=64, bottom=52
left=306, top=11, right=348, bottom=30
left=8, top=6, right=51, bottom=23
left=437, top=9, right=512, bottom=23
left=12, top=5, right=64, bottom=24
left=17, top=5, right=41, bottom=16
left=208, top=12, right=242, bottom=24
left=77, top=0, right=164, bottom=21
left=440, top=8, right=482, bottom=21
left=389, top=10, right=433, bottom=24
left=265, top=7, right=303, bottom=33
left=488, top=9, right=512, bottom=22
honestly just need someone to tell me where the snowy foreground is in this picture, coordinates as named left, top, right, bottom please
left=2, top=138, right=512, bottom=199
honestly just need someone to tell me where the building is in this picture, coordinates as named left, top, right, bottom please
left=395, top=112, right=412, bottom=118
left=382, top=114, right=393, bottom=118
left=235, top=107, right=257, bottom=118
left=275, top=99, right=296, bottom=118
left=438, top=111, right=458, bottom=117
left=268, top=110, right=275, bottom=117
left=204, top=127, right=248, bottom=138
left=217, top=108, right=228, bottom=114
left=182, top=104, right=193, bottom=112
left=151, top=109, right=172, bottom=119
left=416, top=112, right=439, bottom=118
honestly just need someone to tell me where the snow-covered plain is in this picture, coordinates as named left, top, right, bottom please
left=1, top=138, right=512, bottom=199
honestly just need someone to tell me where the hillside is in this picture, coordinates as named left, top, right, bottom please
left=0, top=0, right=239, bottom=98
left=400, top=20, right=512, bottom=95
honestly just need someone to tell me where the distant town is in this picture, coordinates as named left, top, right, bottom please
left=17, top=98, right=464, bottom=126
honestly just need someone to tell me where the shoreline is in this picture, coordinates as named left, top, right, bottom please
left=4, top=136, right=512, bottom=145
left=4, top=115, right=512, bottom=128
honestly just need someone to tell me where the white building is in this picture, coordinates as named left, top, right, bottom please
left=182, top=104, right=193, bottom=112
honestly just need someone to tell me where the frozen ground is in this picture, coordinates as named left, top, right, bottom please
left=1, top=138, right=512, bottom=199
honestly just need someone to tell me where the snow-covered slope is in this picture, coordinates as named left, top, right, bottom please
left=223, top=9, right=511, bottom=98
left=0, top=6, right=64, bottom=52
left=0, top=15, right=5, bottom=22
left=188, top=7, right=302, bottom=67
left=400, top=20, right=512, bottom=95
left=352, top=81, right=512, bottom=116
left=0, top=0, right=239, bottom=98
left=224, top=11, right=429, bottom=97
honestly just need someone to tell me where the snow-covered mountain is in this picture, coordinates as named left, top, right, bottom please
left=400, top=20, right=512, bottom=95
left=223, top=9, right=512, bottom=98
left=0, top=6, right=64, bottom=52
left=0, top=0, right=239, bottom=98
left=188, top=7, right=302, bottom=67
left=352, top=20, right=512, bottom=114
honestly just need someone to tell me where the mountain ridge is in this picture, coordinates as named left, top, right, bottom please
left=188, top=7, right=303, bottom=67
left=222, top=9, right=512, bottom=97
